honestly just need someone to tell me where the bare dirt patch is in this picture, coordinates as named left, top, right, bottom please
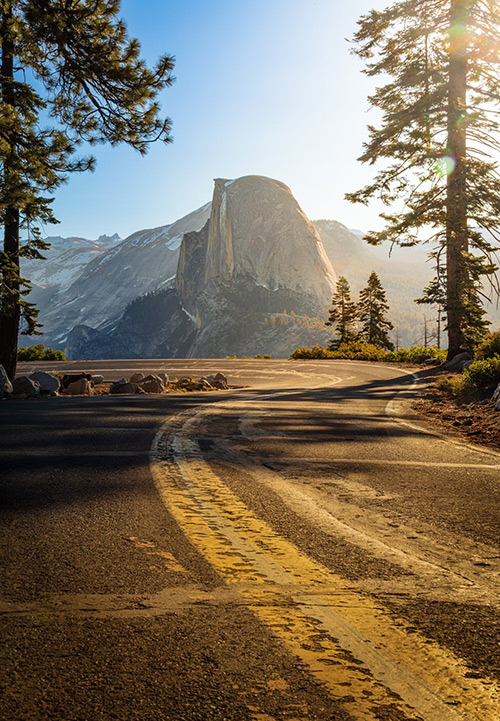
left=413, top=372, right=500, bottom=451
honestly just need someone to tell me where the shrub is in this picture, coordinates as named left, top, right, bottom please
left=439, top=356, right=500, bottom=398
left=331, top=340, right=386, bottom=361
left=290, top=344, right=334, bottom=359
left=464, top=356, right=500, bottom=389
left=384, top=344, right=446, bottom=363
left=435, top=375, right=465, bottom=397
left=17, top=344, right=67, bottom=361
left=474, top=331, right=500, bottom=360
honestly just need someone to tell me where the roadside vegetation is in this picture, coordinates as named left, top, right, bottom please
left=437, top=332, right=500, bottom=399
left=290, top=342, right=445, bottom=363
left=17, top=344, right=67, bottom=361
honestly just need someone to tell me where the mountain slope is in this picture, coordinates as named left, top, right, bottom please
left=39, top=203, right=211, bottom=347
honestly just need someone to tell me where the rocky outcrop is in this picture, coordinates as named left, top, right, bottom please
left=198, top=176, right=335, bottom=308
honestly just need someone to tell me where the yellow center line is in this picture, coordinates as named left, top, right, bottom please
left=150, top=410, right=500, bottom=721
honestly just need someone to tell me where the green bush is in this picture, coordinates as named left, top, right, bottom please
left=474, top=331, right=500, bottom=360
left=384, top=344, right=446, bottom=363
left=290, top=344, right=334, bottom=359
left=464, top=356, right=500, bottom=388
left=331, top=340, right=386, bottom=361
left=17, top=344, right=67, bottom=361
left=438, top=356, right=500, bottom=398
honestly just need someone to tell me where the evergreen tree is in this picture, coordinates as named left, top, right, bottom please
left=0, top=0, right=175, bottom=379
left=357, top=271, right=394, bottom=350
left=325, top=276, right=358, bottom=349
left=346, top=0, right=500, bottom=359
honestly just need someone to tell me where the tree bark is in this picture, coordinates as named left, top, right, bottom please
left=0, top=3, right=20, bottom=380
left=446, top=0, right=469, bottom=359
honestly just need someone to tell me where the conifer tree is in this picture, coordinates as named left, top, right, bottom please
left=0, top=0, right=175, bottom=379
left=357, top=271, right=394, bottom=350
left=346, top=0, right=500, bottom=359
left=325, top=276, right=358, bottom=349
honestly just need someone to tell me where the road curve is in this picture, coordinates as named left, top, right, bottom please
left=2, top=360, right=500, bottom=721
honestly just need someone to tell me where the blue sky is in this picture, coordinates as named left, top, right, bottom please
left=50, top=0, right=384, bottom=240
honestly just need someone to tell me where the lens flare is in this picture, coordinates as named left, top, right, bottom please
left=434, top=155, right=456, bottom=178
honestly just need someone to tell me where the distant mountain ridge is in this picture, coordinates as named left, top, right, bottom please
left=25, top=174, right=500, bottom=358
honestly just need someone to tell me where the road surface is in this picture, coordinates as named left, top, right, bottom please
left=1, top=359, right=499, bottom=721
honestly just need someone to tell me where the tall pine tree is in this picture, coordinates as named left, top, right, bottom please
left=0, top=0, right=175, bottom=379
left=346, top=0, right=500, bottom=358
left=357, top=271, right=394, bottom=350
left=325, top=276, right=358, bottom=349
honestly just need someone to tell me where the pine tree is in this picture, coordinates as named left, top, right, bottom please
left=346, top=0, right=500, bottom=359
left=357, top=271, right=394, bottom=350
left=325, top=276, right=358, bottom=349
left=0, top=0, right=175, bottom=379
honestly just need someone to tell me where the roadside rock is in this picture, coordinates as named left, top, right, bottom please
left=423, top=358, right=442, bottom=366
left=91, top=374, right=105, bottom=385
left=0, top=365, right=13, bottom=398
left=65, top=378, right=93, bottom=396
left=62, top=372, right=92, bottom=390
left=110, top=380, right=138, bottom=395
left=29, top=371, right=60, bottom=395
left=158, top=373, right=169, bottom=386
left=204, top=372, right=229, bottom=389
left=139, top=379, right=164, bottom=394
left=130, top=372, right=145, bottom=384
left=12, top=376, right=41, bottom=397
left=443, top=352, right=472, bottom=371
left=460, top=360, right=473, bottom=373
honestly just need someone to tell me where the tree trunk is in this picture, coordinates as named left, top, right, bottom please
left=446, top=0, right=469, bottom=359
left=0, top=3, right=20, bottom=380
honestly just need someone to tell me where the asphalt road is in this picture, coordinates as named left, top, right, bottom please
left=1, top=359, right=500, bottom=721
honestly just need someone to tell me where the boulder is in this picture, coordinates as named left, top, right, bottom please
left=12, top=376, right=41, bottom=397
left=158, top=373, right=169, bottom=387
left=493, top=382, right=500, bottom=404
left=197, top=377, right=215, bottom=390
left=110, top=380, right=138, bottom=395
left=91, top=374, right=105, bottom=385
left=29, top=371, right=60, bottom=395
left=414, top=354, right=432, bottom=364
left=205, top=372, right=229, bottom=389
left=443, top=352, right=472, bottom=371
left=0, top=365, right=13, bottom=398
left=65, top=378, right=93, bottom=396
left=460, top=360, right=473, bottom=373
left=423, top=357, right=442, bottom=366
left=62, top=372, right=92, bottom=390
left=139, top=379, right=164, bottom=394
left=130, top=372, right=145, bottom=384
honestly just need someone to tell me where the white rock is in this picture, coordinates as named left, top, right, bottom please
left=29, top=371, right=60, bottom=395
left=0, top=365, right=13, bottom=398
left=12, top=376, right=40, bottom=397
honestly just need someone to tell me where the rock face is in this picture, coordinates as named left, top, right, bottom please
left=180, top=176, right=335, bottom=314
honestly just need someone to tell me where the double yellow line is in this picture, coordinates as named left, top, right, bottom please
left=150, top=408, right=500, bottom=721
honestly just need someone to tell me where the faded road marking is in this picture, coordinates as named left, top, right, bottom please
left=150, top=408, right=500, bottom=721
